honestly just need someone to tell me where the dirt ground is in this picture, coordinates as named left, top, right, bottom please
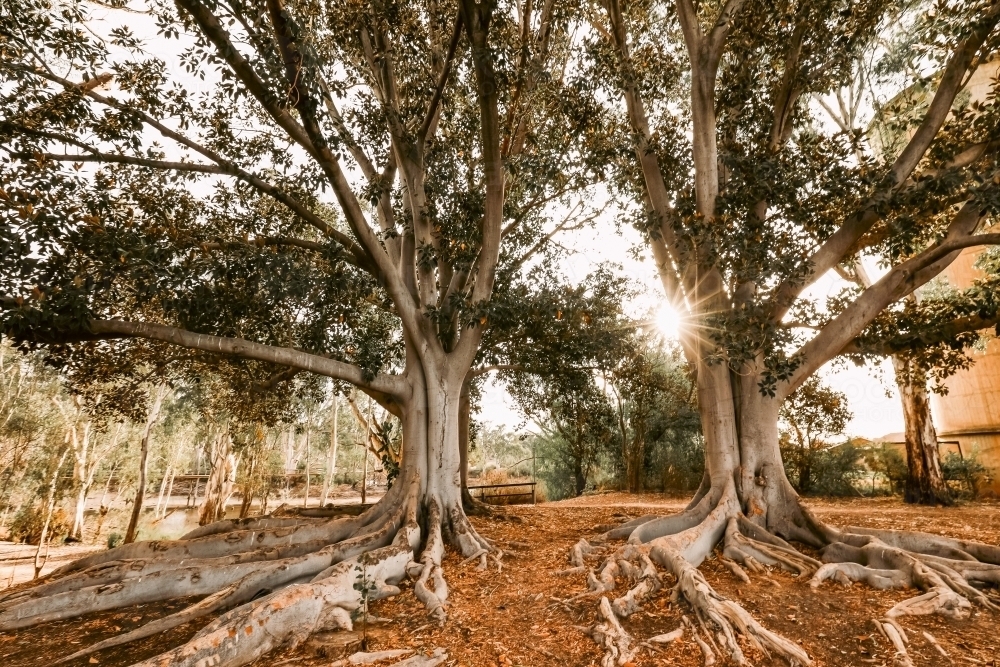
left=2, top=494, right=999, bottom=667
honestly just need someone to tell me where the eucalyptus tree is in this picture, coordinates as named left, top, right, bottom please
left=0, top=0, right=607, bottom=663
left=574, top=0, right=1000, bottom=663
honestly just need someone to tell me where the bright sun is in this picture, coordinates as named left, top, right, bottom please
left=655, top=304, right=684, bottom=340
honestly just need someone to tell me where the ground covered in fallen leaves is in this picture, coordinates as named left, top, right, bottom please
left=2, top=493, right=999, bottom=667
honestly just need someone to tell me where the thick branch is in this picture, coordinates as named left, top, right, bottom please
left=768, top=7, right=1000, bottom=324
left=83, top=319, right=405, bottom=397
left=177, top=0, right=400, bottom=289
left=783, top=216, right=1000, bottom=398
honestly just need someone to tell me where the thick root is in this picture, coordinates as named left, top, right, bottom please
left=590, top=596, right=637, bottom=667
left=0, top=473, right=503, bottom=667
left=0, top=539, right=328, bottom=607
left=47, top=515, right=363, bottom=578
left=4, top=505, right=408, bottom=630
left=812, top=536, right=1000, bottom=619
left=578, top=484, right=999, bottom=667
left=575, top=482, right=811, bottom=666
left=723, top=516, right=820, bottom=578
left=179, top=515, right=323, bottom=540
left=658, top=545, right=812, bottom=666
left=128, top=544, right=412, bottom=667
left=413, top=501, right=449, bottom=624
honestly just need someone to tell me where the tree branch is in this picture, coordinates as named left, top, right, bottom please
left=781, top=203, right=999, bottom=398
left=84, top=319, right=404, bottom=397
left=17, top=66, right=372, bottom=269
left=418, top=12, right=464, bottom=146
left=767, top=6, right=1000, bottom=324
left=178, top=0, right=399, bottom=289
left=840, top=312, right=1000, bottom=357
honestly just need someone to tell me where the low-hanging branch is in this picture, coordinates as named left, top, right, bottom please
left=78, top=318, right=405, bottom=398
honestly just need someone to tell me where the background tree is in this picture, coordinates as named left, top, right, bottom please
left=606, top=335, right=698, bottom=493
left=815, top=37, right=1000, bottom=506
left=778, top=376, right=853, bottom=494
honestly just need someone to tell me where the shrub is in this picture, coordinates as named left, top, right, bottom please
left=781, top=441, right=865, bottom=496
left=863, top=445, right=908, bottom=496
left=942, top=451, right=990, bottom=498
left=650, top=435, right=706, bottom=492
left=9, top=505, right=71, bottom=545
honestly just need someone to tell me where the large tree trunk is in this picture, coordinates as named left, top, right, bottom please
left=892, top=357, right=952, bottom=505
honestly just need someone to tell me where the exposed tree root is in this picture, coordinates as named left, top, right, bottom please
left=812, top=535, right=1000, bottom=619
left=573, top=480, right=1000, bottom=667
left=588, top=596, right=637, bottom=667
left=4, top=476, right=497, bottom=667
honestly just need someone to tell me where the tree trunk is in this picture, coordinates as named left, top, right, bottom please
left=893, top=357, right=952, bottom=505
left=69, top=421, right=92, bottom=540
left=303, top=427, right=311, bottom=508
left=625, top=434, right=644, bottom=494
left=34, top=448, right=69, bottom=578
left=321, top=395, right=339, bottom=506
left=154, top=464, right=171, bottom=520
left=457, top=376, right=483, bottom=512
left=124, top=387, right=167, bottom=544
left=199, top=429, right=236, bottom=526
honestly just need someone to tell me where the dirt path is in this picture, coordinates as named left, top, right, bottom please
left=1, top=494, right=998, bottom=667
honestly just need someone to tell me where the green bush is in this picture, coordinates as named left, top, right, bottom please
left=941, top=451, right=990, bottom=498
left=9, top=505, right=71, bottom=545
left=781, top=441, right=865, bottom=496
left=863, top=445, right=908, bottom=496
left=649, top=434, right=705, bottom=492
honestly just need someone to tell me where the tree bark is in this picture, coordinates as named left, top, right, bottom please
left=199, top=428, right=236, bottom=526
left=321, top=395, right=339, bottom=506
left=124, top=387, right=167, bottom=544
left=892, top=357, right=952, bottom=505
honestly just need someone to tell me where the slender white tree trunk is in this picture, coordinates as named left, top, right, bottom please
left=125, top=387, right=167, bottom=544
left=322, top=395, right=339, bottom=506
left=34, top=447, right=69, bottom=579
